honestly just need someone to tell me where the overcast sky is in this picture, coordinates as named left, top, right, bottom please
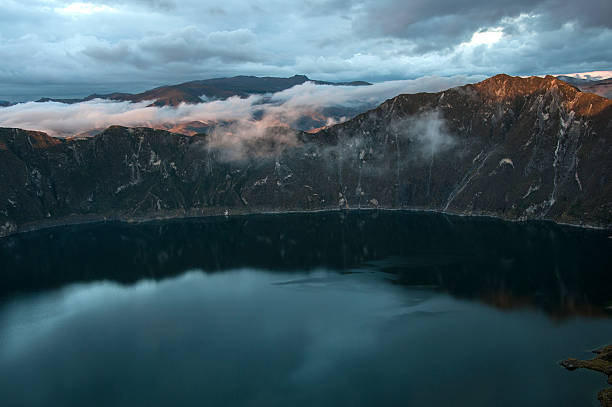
left=1, top=0, right=611, bottom=100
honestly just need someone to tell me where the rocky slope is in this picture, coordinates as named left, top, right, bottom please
left=0, top=74, right=610, bottom=236
left=561, top=345, right=612, bottom=407
left=557, top=75, right=612, bottom=99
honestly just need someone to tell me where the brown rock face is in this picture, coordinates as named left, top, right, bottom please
left=315, top=74, right=612, bottom=225
left=1, top=74, right=611, bottom=235
left=561, top=344, right=612, bottom=407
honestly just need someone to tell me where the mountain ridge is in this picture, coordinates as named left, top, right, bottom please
left=32, top=75, right=372, bottom=107
left=556, top=75, right=612, bottom=99
left=1, top=74, right=610, bottom=236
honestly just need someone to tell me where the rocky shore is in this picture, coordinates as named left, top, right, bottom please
left=561, top=345, right=612, bottom=407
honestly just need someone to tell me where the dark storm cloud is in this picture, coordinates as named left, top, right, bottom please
left=207, top=7, right=226, bottom=16
left=0, top=0, right=610, bottom=100
left=353, top=0, right=612, bottom=51
left=89, top=0, right=177, bottom=10
left=83, top=27, right=259, bottom=67
left=355, top=0, right=529, bottom=51
left=83, top=43, right=149, bottom=68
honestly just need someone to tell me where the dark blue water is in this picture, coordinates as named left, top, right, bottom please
left=1, top=211, right=611, bottom=406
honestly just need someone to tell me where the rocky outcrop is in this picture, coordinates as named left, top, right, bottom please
left=561, top=345, right=612, bottom=407
left=0, top=74, right=610, bottom=235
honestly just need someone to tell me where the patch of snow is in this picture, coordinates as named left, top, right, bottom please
left=253, top=177, right=268, bottom=187
left=522, top=184, right=540, bottom=199
left=574, top=171, right=583, bottom=191
left=498, top=158, right=514, bottom=168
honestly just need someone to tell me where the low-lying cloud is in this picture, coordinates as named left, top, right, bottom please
left=400, top=110, right=456, bottom=158
left=0, top=75, right=483, bottom=139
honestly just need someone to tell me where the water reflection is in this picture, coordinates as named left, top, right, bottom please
left=1, top=212, right=612, bottom=406
left=0, top=269, right=611, bottom=407
left=1, top=211, right=611, bottom=317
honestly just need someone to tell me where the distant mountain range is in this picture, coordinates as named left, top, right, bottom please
left=34, top=75, right=371, bottom=107
left=2, top=73, right=611, bottom=108
left=556, top=75, right=612, bottom=99
left=1, top=74, right=610, bottom=236
left=556, top=70, right=612, bottom=81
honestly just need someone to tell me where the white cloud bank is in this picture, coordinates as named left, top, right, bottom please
left=0, top=75, right=484, bottom=137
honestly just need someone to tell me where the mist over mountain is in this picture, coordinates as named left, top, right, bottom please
left=556, top=76, right=612, bottom=100
left=33, top=75, right=372, bottom=107
left=0, top=75, right=482, bottom=137
left=1, top=74, right=610, bottom=237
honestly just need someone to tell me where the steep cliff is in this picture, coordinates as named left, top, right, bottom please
left=315, top=74, right=612, bottom=225
left=1, top=74, right=610, bottom=235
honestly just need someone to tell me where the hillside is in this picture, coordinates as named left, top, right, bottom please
left=1, top=74, right=610, bottom=236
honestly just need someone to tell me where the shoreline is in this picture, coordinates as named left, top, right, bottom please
left=2, top=206, right=610, bottom=239
left=561, top=345, right=612, bottom=407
